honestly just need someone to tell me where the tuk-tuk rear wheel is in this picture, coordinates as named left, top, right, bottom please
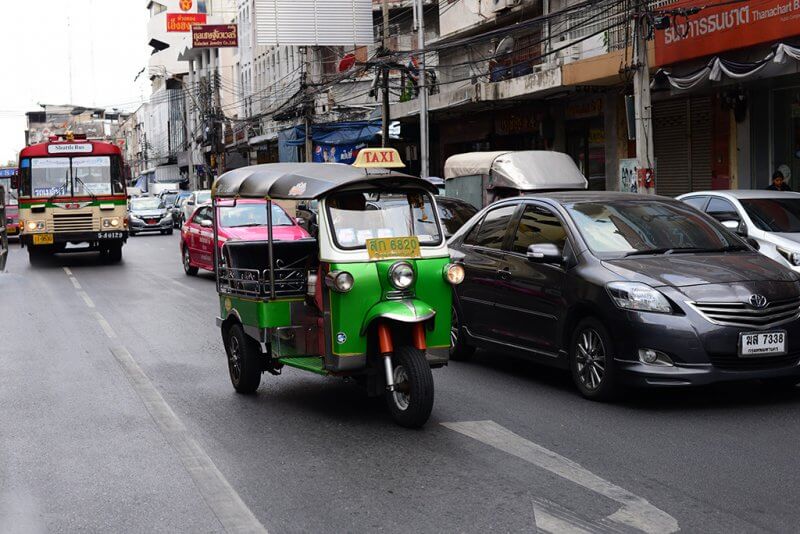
left=225, top=324, right=262, bottom=394
left=385, top=346, right=434, bottom=428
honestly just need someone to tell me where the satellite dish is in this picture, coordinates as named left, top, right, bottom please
left=495, top=36, right=515, bottom=59
left=338, top=53, right=356, bottom=73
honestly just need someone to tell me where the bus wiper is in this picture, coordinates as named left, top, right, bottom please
left=73, top=175, right=97, bottom=201
left=47, top=171, right=70, bottom=204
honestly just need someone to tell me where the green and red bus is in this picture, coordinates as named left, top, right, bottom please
left=17, top=135, right=128, bottom=263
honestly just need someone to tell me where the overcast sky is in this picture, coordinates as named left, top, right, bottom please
left=0, top=1, right=151, bottom=165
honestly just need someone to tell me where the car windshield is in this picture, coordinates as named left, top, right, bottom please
left=196, top=191, right=211, bottom=204
left=328, top=190, right=442, bottom=249
left=219, top=203, right=293, bottom=228
left=566, top=200, right=742, bottom=258
left=162, top=194, right=178, bottom=206
left=131, top=198, right=163, bottom=210
left=438, top=200, right=477, bottom=236
left=740, top=198, right=800, bottom=233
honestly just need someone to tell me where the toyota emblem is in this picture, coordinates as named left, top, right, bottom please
left=749, top=294, right=768, bottom=309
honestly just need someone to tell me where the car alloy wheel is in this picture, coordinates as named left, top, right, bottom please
left=575, top=329, right=606, bottom=391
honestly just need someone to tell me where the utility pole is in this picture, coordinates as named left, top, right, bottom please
left=633, top=13, right=655, bottom=195
left=415, top=0, right=430, bottom=178
left=211, top=48, right=224, bottom=178
left=302, top=46, right=314, bottom=162
left=381, top=0, right=391, bottom=147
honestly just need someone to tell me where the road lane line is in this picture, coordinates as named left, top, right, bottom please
left=64, top=269, right=267, bottom=534
left=69, top=277, right=82, bottom=289
left=77, top=291, right=95, bottom=308
left=110, top=345, right=268, bottom=534
left=442, top=421, right=678, bottom=534
left=93, top=312, right=117, bottom=340
left=62, top=267, right=72, bottom=276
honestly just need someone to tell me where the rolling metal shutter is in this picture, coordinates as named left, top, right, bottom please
left=653, top=97, right=713, bottom=197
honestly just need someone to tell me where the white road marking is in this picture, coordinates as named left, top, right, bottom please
left=77, top=291, right=95, bottom=308
left=69, top=277, right=82, bottom=290
left=62, top=267, right=72, bottom=276
left=442, top=421, right=679, bottom=534
left=93, top=312, right=117, bottom=340
left=64, top=270, right=268, bottom=534
left=110, top=345, right=267, bottom=534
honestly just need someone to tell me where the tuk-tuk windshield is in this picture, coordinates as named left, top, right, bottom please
left=328, top=189, right=442, bottom=249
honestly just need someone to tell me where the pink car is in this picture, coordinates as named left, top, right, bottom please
left=180, top=199, right=309, bottom=275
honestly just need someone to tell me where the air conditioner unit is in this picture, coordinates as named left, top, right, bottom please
left=492, top=0, right=509, bottom=12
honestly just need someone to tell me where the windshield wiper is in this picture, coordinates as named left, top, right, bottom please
left=73, top=175, right=97, bottom=201
left=47, top=171, right=71, bottom=204
left=624, top=247, right=708, bottom=257
left=229, top=223, right=265, bottom=228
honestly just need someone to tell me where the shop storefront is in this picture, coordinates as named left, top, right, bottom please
left=565, top=97, right=606, bottom=190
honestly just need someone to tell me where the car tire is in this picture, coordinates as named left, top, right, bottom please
left=224, top=324, right=262, bottom=394
left=570, top=318, right=620, bottom=401
left=182, top=246, right=199, bottom=276
left=385, top=345, right=434, bottom=428
left=449, top=306, right=475, bottom=361
left=166, top=228, right=173, bottom=236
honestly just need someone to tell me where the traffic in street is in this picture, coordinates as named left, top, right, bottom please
left=3, top=226, right=800, bottom=532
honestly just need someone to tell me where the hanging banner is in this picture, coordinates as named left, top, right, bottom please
left=167, top=13, right=207, bottom=32
left=655, top=0, right=800, bottom=66
left=313, top=143, right=366, bottom=164
left=193, top=24, right=238, bottom=47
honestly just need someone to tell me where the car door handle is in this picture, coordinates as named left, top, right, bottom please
left=497, top=268, right=511, bottom=280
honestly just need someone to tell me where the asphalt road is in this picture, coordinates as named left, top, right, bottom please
left=2, top=234, right=800, bottom=533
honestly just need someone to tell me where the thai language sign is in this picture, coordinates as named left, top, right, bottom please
left=167, top=13, right=207, bottom=32
left=655, top=0, right=800, bottom=66
left=193, top=24, right=238, bottom=47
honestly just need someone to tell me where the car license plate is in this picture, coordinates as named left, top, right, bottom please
left=366, top=236, right=421, bottom=260
left=739, top=330, right=787, bottom=357
left=32, top=233, right=54, bottom=245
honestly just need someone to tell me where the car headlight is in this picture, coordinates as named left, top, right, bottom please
left=26, top=220, right=45, bottom=232
left=606, top=281, right=672, bottom=314
left=443, top=263, right=465, bottom=285
left=129, top=214, right=141, bottom=222
left=326, top=271, right=354, bottom=293
left=777, top=247, right=800, bottom=266
left=388, top=261, right=415, bottom=290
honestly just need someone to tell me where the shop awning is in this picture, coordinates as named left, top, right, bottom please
left=653, top=43, right=800, bottom=93
left=282, top=121, right=381, bottom=147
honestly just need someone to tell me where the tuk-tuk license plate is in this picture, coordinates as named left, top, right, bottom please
left=739, top=330, right=786, bottom=357
left=32, top=233, right=54, bottom=245
left=366, top=237, right=421, bottom=260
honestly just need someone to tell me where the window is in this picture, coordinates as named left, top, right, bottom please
left=193, top=207, right=211, bottom=224
left=474, top=205, right=516, bottom=249
left=706, top=197, right=739, bottom=221
left=682, top=196, right=708, bottom=211
left=512, top=205, right=567, bottom=254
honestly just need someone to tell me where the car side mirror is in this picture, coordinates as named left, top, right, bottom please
left=721, top=219, right=747, bottom=237
left=200, top=219, right=213, bottom=228
left=187, top=200, right=195, bottom=206
left=526, top=243, right=563, bottom=264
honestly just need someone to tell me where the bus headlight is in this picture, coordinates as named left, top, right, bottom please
left=326, top=271, right=354, bottom=293
left=444, top=263, right=465, bottom=285
left=26, top=220, right=45, bottom=232
left=388, top=262, right=415, bottom=290
left=102, top=217, right=121, bottom=228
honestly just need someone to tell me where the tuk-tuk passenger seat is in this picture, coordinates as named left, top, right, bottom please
left=222, top=238, right=318, bottom=298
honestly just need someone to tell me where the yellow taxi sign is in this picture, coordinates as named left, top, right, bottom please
left=353, top=148, right=405, bottom=169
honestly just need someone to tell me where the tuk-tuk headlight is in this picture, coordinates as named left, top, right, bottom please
left=326, top=271, right=354, bottom=293
left=388, top=262, right=415, bottom=290
left=444, top=263, right=465, bottom=285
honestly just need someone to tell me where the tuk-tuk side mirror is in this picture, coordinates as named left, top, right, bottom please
left=526, top=243, right=563, bottom=264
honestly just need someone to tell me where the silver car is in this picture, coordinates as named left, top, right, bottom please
left=678, top=190, right=800, bottom=271
left=180, top=190, right=211, bottom=226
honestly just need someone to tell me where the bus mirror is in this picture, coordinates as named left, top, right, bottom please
left=10, top=175, right=19, bottom=190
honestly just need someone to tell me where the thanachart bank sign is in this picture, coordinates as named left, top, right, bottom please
left=655, top=0, right=800, bottom=66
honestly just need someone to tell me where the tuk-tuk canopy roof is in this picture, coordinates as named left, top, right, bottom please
left=212, top=162, right=436, bottom=200
left=443, top=150, right=587, bottom=191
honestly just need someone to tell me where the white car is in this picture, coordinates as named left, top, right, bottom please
left=678, top=190, right=800, bottom=271
left=180, top=190, right=211, bottom=225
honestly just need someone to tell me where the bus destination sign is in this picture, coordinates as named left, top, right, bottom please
left=47, top=144, right=93, bottom=154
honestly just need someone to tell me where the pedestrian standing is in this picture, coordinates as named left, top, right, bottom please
left=767, top=170, right=791, bottom=191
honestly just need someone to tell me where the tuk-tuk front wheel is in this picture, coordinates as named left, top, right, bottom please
left=385, top=346, right=434, bottom=428
left=225, top=324, right=262, bottom=394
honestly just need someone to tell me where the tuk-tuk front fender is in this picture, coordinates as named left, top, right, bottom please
left=360, top=299, right=436, bottom=336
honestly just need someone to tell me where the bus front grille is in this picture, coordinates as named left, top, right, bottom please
left=53, top=213, right=95, bottom=232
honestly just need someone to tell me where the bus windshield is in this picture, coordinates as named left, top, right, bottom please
left=0, top=178, right=17, bottom=205
left=25, top=156, right=122, bottom=198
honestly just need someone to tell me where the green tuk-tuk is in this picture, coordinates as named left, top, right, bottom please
left=212, top=150, right=465, bottom=427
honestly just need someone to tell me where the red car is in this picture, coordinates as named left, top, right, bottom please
left=180, top=199, right=309, bottom=275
